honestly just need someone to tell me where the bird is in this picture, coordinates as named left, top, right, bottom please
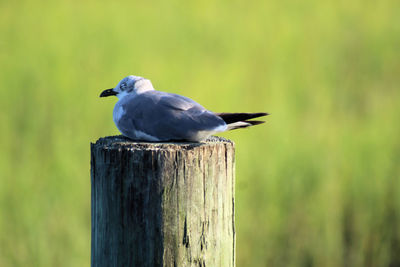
left=100, top=75, right=268, bottom=142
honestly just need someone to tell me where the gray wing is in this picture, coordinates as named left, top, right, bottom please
left=117, top=91, right=226, bottom=141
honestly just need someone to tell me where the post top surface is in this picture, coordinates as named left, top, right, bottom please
left=92, top=135, right=234, bottom=151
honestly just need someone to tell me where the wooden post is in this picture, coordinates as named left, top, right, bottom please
left=90, top=135, right=235, bottom=267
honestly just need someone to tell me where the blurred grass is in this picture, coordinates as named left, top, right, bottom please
left=1, top=0, right=400, bottom=266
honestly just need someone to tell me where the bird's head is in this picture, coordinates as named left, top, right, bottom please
left=100, top=75, right=154, bottom=99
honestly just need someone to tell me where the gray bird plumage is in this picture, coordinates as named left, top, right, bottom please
left=100, top=75, right=268, bottom=142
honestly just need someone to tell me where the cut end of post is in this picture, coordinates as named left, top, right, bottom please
left=92, top=135, right=234, bottom=150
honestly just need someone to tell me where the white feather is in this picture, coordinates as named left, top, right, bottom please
left=133, top=130, right=159, bottom=141
left=227, top=121, right=251, bottom=130
left=113, top=105, right=125, bottom=124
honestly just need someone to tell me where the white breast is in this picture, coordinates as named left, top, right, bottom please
left=113, top=104, right=125, bottom=124
left=133, top=130, right=160, bottom=141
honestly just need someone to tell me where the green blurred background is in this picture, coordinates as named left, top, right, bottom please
left=1, top=0, right=400, bottom=266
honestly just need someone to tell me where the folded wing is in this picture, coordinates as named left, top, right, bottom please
left=116, top=91, right=227, bottom=141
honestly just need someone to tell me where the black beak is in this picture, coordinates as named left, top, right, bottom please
left=100, top=88, right=117, bottom=97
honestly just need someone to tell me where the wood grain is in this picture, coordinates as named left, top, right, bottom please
left=91, top=135, right=235, bottom=267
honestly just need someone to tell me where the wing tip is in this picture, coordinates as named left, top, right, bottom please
left=246, top=120, right=266, bottom=126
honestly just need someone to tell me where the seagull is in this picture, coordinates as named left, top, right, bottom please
left=100, top=75, right=268, bottom=142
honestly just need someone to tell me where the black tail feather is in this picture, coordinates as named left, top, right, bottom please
left=215, top=112, right=269, bottom=124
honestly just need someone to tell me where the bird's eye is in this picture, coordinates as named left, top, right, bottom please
left=120, top=82, right=127, bottom=90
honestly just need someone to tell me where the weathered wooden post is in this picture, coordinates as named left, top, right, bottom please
left=90, top=135, right=235, bottom=267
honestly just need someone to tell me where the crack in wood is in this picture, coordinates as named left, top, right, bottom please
left=90, top=135, right=235, bottom=266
